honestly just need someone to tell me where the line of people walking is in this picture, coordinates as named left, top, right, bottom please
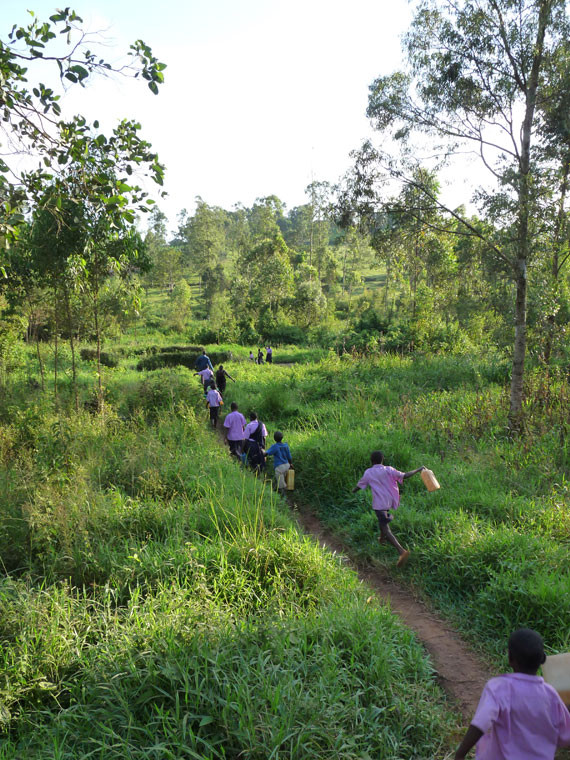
left=194, top=349, right=292, bottom=493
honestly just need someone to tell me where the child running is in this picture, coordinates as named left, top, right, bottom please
left=352, top=450, right=425, bottom=567
left=205, top=383, right=223, bottom=428
left=264, top=430, right=292, bottom=493
left=455, top=628, right=570, bottom=759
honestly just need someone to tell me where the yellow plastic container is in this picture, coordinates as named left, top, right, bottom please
left=543, top=653, right=570, bottom=705
left=286, top=468, right=295, bottom=491
left=421, top=469, right=440, bottom=492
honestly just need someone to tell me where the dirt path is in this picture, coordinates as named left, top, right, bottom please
left=213, top=416, right=491, bottom=720
left=289, top=501, right=492, bottom=721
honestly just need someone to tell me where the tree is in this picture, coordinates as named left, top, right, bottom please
left=0, top=8, right=165, bottom=241
left=362, top=0, right=569, bottom=427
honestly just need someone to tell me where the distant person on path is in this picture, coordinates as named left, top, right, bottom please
left=266, top=346, right=273, bottom=364
left=264, top=430, right=293, bottom=493
left=352, top=450, right=425, bottom=567
left=249, top=350, right=255, bottom=362
left=257, top=348, right=264, bottom=365
left=242, top=412, right=267, bottom=473
left=195, top=350, right=214, bottom=372
left=454, top=628, right=570, bottom=760
left=215, top=364, right=235, bottom=395
left=205, top=383, right=223, bottom=428
left=195, top=366, right=214, bottom=391
left=223, top=402, right=246, bottom=457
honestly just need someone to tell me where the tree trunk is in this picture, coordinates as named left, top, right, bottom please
left=508, top=0, right=551, bottom=429
left=63, top=288, right=79, bottom=412
left=35, top=329, right=45, bottom=392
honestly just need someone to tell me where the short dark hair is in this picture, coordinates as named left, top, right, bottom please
left=210, top=382, right=217, bottom=390
left=370, top=450, right=384, bottom=465
left=218, top=364, right=224, bottom=370
left=274, top=430, right=283, bottom=442
left=249, top=412, right=258, bottom=420
left=508, top=628, right=546, bottom=672
left=230, top=402, right=238, bottom=411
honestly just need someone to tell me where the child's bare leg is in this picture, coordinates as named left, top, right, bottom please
left=380, top=524, right=406, bottom=555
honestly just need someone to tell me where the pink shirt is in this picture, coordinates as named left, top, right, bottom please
left=244, top=421, right=268, bottom=440
left=472, top=673, right=570, bottom=760
left=223, top=411, right=246, bottom=441
left=206, top=388, right=222, bottom=407
left=199, top=368, right=213, bottom=381
left=356, top=464, right=404, bottom=511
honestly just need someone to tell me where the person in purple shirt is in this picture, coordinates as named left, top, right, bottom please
left=205, top=383, right=223, bottom=428
left=455, top=628, right=570, bottom=760
left=352, top=450, right=425, bottom=567
left=195, top=367, right=214, bottom=391
left=223, top=402, right=246, bottom=457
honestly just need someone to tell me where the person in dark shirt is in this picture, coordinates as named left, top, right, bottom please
left=215, top=365, right=235, bottom=395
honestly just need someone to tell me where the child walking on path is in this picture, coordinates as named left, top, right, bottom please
left=264, top=431, right=293, bottom=492
left=352, top=450, right=425, bottom=567
left=223, top=402, right=245, bottom=457
left=455, top=628, right=570, bottom=759
left=206, top=384, right=223, bottom=428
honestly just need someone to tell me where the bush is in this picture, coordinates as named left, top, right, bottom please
left=136, top=351, right=232, bottom=372
left=79, top=348, right=119, bottom=368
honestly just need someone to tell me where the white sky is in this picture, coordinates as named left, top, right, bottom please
left=1, top=1, right=491, bottom=234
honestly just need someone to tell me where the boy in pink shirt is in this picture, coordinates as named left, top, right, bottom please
left=352, top=450, right=425, bottom=566
left=455, top=628, right=570, bottom=760
left=205, top=384, right=223, bottom=428
left=223, top=402, right=246, bottom=457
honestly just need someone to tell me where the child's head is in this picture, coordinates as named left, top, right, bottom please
left=230, top=402, right=238, bottom=411
left=273, top=430, right=283, bottom=442
left=370, top=450, right=384, bottom=465
left=218, top=364, right=224, bottom=370
left=210, top=383, right=217, bottom=390
left=250, top=412, right=258, bottom=420
left=508, top=628, right=546, bottom=674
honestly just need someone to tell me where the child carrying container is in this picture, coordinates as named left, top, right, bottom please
left=352, top=450, right=425, bottom=567
left=205, top=383, right=223, bottom=429
left=264, top=431, right=293, bottom=493
left=455, top=628, right=570, bottom=759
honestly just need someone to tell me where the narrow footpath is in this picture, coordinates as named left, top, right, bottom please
left=289, top=501, right=492, bottom=721
left=213, top=416, right=491, bottom=721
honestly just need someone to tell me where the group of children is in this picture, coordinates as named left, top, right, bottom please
left=194, top=350, right=292, bottom=491
left=249, top=346, right=273, bottom=364
left=194, top=351, right=570, bottom=756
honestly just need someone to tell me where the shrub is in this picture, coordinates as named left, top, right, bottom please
left=79, top=348, right=119, bottom=368
left=136, top=351, right=232, bottom=372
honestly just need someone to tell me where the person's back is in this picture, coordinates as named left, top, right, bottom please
left=195, top=352, right=213, bottom=372
left=474, top=674, right=570, bottom=759
left=455, top=629, right=570, bottom=760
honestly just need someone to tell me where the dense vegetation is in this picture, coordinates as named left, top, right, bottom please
left=0, top=350, right=456, bottom=758
left=1, top=2, right=570, bottom=757
left=227, top=354, right=569, bottom=659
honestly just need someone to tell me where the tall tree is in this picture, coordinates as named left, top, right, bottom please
left=363, top=0, right=569, bottom=427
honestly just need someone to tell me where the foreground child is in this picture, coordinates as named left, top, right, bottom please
left=352, top=450, right=424, bottom=567
left=455, top=628, right=570, bottom=759
left=264, top=431, right=292, bottom=492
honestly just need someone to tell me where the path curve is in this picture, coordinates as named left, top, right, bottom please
left=213, top=415, right=490, bottom=720
left=291, top=503, right=492, bottom=720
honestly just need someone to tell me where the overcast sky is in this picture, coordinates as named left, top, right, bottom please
left=1, top=1, right=418, bottom=231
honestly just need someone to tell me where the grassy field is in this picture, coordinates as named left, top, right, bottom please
left=0, top=348, right=457, bottom=758
left=224, top=353, right=570, bottom=662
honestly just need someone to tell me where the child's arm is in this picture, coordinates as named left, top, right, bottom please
left=403, top=466, right=426, bottom=479
left=455, top=724, right=483, bottom=759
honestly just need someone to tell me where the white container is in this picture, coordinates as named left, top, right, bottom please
left=543, top=653, right=570, bottom=705
left=286, top=468, right=295, bottom=491
left=421, top=468, right=440, bottom=492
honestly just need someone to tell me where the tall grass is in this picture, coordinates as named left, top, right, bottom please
left=0, top=364, right=456, bottom=758
left=227, top=353, right=570, bottom=660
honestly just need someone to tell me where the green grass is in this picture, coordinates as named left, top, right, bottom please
left=226, top=353, right=570, bottom=662
left=0, top=361, right=456, bottom=758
